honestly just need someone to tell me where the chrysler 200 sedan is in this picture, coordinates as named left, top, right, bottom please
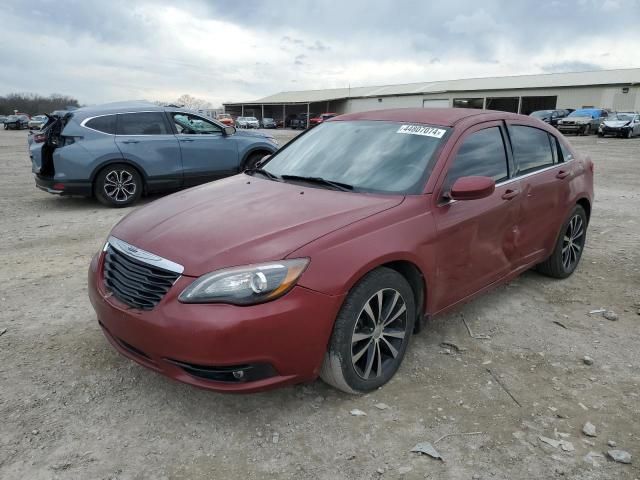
left=89, top=108, right=594, bottom=394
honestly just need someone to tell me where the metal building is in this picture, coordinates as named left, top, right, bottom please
left=223, top=68, right=640, bottom=127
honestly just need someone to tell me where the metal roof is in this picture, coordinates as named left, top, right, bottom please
left=226, top=68, right=640, bottom=105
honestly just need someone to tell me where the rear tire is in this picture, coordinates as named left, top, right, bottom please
left=320, top=268, right=415, bottom=394
left=94, top=163, right=143, bottom=208
left=537, top=205, right=587, bottom=279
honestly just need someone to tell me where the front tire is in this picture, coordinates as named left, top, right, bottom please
left=537, top=205, right=587, bottom=279
left=320, top=268, right=415, bottom=394
left=626, top=129, right=633, bottom=139
left=582, top=124, right=591, bottom=136
left=94, top=164, right=143, bottom=207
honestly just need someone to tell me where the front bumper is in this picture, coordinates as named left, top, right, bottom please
left=599, top=126, right=628, bottom=136
left=34, top=175, right=92, bottom=196
left=88, top=252, right=344, bottom=393
left=557, top=123, right=587, bottom=133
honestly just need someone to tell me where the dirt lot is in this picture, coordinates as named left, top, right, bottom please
left=0, top=127, right=639, bottom=480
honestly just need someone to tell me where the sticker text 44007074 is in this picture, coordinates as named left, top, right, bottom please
left=397, top=125, right=446, bottom=138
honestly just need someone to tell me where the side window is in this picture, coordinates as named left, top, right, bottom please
left=558, top=139, right=574, bottom=163
left=171, top=113, right=222, bottom=135
left=444, top=127, right=509, bottom=190
left=116, top=112, right=169, bottom=135
left=510, top=125, right=554, bottom=175
left=85, top=115, right=116, bottom=134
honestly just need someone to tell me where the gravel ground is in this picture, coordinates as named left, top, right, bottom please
left=0, top=127, right=639, bottom=480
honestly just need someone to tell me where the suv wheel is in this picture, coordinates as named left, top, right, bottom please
left=95, top=164, right=142, bottom=207
left=320, top=268, right=415, bottom=394
left=537, top=205, right=587, bottom=279
left=582, top=124, right=591, bottom=135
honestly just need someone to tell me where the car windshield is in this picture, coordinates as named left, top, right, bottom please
left=247, top=117, right=258, bottom=121
left=264, top=118, right=273, bottom=121
left=612, top=113, right=633, bottom=121
left=568, top=109, right=597, bottom=117
left=262, top=121, right=448, bottom=194
left=531, top=111, right=551, bottom=118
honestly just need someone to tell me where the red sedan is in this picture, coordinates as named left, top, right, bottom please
left=89, top=108, right=593, bottom=394
left=309, top=112, right=337, bottom=127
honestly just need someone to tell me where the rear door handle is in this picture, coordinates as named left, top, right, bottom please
left=556, top=170, right=570, bottom=179
left=501, top=189, right=520, bottom=200
left=179, top=138, right=195, bottom=143
left=121, top=140, right=139, bottom=144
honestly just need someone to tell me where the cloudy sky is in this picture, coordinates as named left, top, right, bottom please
left=2, top=0, right=639, bottom=107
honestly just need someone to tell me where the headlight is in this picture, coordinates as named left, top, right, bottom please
left=179, top=258, right=309, bottom=305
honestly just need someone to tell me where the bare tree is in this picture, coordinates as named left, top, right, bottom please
left=0, top=93, right=80, bottom=115
left=174, top=94, right=212, bottom=111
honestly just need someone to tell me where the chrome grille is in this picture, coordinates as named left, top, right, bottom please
left=103, top=239, right=181, bottom=310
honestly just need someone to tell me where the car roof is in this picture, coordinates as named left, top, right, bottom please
left=330, top=108, right=524, bottom=127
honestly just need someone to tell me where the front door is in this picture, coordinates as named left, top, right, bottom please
left=169, top=112, right=239, bottom=186
left=431, top=122, right=521, bottom=312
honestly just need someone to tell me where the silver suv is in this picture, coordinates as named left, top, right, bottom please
left=30, top=101, right=278, bottom=207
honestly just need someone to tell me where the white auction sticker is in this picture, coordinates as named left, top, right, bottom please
left=397, top=125, right=446, bottom=138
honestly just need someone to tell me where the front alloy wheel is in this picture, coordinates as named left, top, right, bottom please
left=320, top=268, right=415, bottom=394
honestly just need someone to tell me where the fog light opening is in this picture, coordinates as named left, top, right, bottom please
left=232, top=370, right=245, bottom=380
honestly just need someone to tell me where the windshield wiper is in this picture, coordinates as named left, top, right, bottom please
left=244, top=168, right=281, bottom=181
left=280, top=174, right=354, bottom=191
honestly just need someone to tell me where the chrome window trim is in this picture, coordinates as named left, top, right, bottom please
left=439, top=158, right=574, bottom=206
left=106, top=235, right=184, bottom=274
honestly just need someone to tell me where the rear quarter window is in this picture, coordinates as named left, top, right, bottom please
left=85, top=115, right=116, bottom=134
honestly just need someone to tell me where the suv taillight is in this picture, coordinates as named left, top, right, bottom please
left=33, top=133, right=46, bottom=143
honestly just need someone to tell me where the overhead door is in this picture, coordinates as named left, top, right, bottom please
left=422, top=99, right=450, bottom=108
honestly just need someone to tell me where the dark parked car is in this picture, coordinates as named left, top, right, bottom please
left=4, top=114, right=30, bottom=130
left=529, top=109, right=570, bottom=127
left=30, top=101, right=278, bottom=207
left=89, top=108, right=593, bottom=394
left=261, top=117, right=277, bottom=128
left=557, top=108, right=610, bottom=135
left=290, top=113, right=316, bottom=129
left=598, top=112, right=640, bottom=138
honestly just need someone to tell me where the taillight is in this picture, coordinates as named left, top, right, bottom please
left=33, top=133, right=46, bottom=143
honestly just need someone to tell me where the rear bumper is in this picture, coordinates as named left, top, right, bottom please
left=88, top=252, right=345, bottom=393
left=34, top=175, right=92, bottom=196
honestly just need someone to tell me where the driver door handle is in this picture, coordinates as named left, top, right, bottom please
left=501, top=189, right=520, bottom=200
left=179, top=138, right=195, bottom=142
left=556, top=170, right=570, bottom=179
left=121, top=140, right=139, bottom=144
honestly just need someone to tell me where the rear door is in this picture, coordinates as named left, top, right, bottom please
left=505, top=122, right=570, bottom=264
left=114, top=112, right=182, bottom=190
left=169, top=112, right=239, bottom=186
left=431, top=122, right=521, bottom=311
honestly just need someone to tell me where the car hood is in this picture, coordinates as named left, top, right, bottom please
left=234, top=130, right=270, bottom=139
left=603, top=120, right=630, bottom=128
left=561, top=116, right=592, bottom=124
left=110, top=175, right=404, bottom=276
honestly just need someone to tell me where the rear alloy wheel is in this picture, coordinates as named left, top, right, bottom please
left=320, top=268, right=415, bottom=394
left=537, top=205, right=587, bottom=279
left=95, top=164, right=142, bottom=207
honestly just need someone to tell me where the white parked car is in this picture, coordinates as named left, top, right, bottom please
left=236, top=116, right=260, bottom=129
left=28, top=115, right=48, bottom=130
left=598, top=112, right=640, bottom=138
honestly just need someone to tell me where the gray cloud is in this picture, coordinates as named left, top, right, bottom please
left=0, top=0, right=638, bottom=107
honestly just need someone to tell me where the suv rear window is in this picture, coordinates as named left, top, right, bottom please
left=116, top=112, right=169, bottom=135
left=85, top=115, right=116, bottom=134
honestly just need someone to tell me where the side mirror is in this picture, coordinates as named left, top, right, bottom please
left=255, top=154, right=271, bottom=169
left=223, top=126, right=236, bottom=136
left=450, top=176, right=495, bottom=201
